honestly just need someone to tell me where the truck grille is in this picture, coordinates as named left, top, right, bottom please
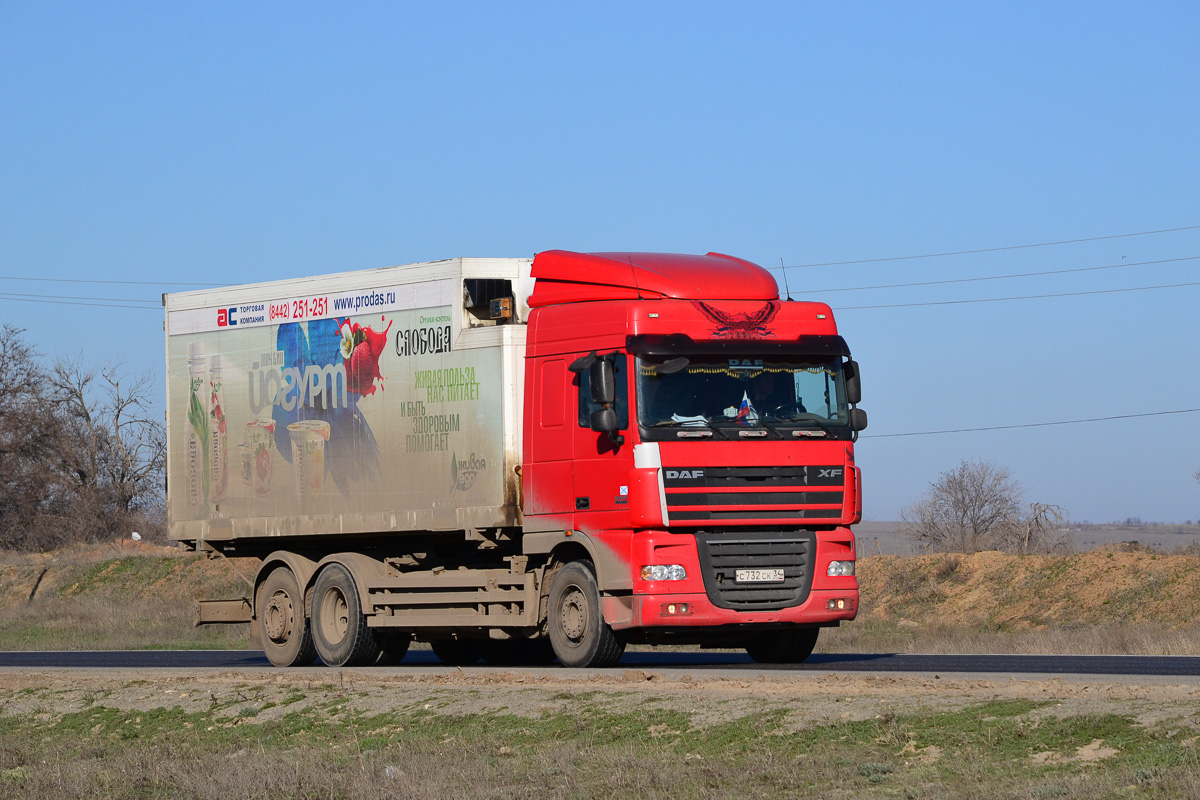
left=663, top=466, right=844, bottom=525
left=695, top=530, right=816, bottom=610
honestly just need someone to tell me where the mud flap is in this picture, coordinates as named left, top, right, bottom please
left=601, top=594, right=634, bottom=630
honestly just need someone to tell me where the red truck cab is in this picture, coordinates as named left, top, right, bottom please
left=520, top=251, right=866, bottom=666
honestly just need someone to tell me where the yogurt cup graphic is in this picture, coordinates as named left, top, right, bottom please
left=288, top=420, right=331, bottom=498
left=246, top=419, right=277, bottom=496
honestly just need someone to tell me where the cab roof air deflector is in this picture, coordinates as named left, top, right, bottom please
left=527, top=250, right=779, bottom=308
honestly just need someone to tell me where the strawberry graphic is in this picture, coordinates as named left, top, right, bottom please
left=256, top=448, right=272, bottom=481
left=338, top=316, right=393, bottom=396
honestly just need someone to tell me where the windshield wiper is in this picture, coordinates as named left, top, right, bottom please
left=787, top=417, right=834, bottom=436
left=642, top=419, right=732, bottom=439
left=756, top=420, right=785, bottom=438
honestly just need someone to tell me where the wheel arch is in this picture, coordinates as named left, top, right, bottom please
left=254, top=551, right=319, bottom=618
left=522, top=530, right=632, bottom=592
left=253, top=551, right=386, bottom=619
left=312, top=552, right=387, bottom=614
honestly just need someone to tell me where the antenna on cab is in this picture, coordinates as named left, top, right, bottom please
left=779, top=258, right=793, bottom=301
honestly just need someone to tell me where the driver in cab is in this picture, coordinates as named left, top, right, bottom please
left=748, top=370, right=804, bottom=418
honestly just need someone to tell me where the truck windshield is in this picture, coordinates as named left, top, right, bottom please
left=636, top=355, right=851, bottom=439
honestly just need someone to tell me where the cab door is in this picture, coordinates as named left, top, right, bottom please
left=571, top=353, right=634, bottom=530
left=522, top=357, right=576, bottom=517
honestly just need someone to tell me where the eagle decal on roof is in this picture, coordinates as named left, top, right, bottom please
left=691, top=300, right=781, bottom=339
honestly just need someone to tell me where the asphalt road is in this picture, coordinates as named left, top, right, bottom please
left=2, top=650, right=1199, bottom=677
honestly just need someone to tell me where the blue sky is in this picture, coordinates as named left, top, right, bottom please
left=3, top=2, right=1198, bottom=523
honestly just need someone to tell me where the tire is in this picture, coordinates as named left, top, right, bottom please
left=311, top=563, right=381, bottom=667
left=547, top=561, right=625, bottom=668
left=430, top=637, right=484, bottom=666
left=482, top=638, right=558, bottom=666
left=256, top=566, right=317, bottom=667
left=745, top=628, right=820, bottom=664
left=373, top=632, right=411, bottom=666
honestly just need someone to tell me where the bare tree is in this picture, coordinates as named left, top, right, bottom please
left=995, top=501, right=1069, bottom=555
left=0, top=326, right=73, bottom=551
left=901, top=460, right=1070, bottom=554
left=0, top=326, right=166, bottom=552
left=901, top=460, right=1022, bottom=553
left=51, top=356, right=166, bottom=539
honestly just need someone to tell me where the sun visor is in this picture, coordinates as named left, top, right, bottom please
left=626, top=333, right=851, bottom=358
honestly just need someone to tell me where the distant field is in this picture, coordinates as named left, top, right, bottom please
left=856, top=520, right=1200, bottom=555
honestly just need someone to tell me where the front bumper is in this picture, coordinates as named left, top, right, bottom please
left=604, top=586, right=858, bottom=630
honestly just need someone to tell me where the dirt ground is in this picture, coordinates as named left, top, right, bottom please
left=2, top=667, right=1198, bottom=735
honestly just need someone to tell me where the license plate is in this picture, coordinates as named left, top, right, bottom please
left=735, top=568, right=785, bottom=583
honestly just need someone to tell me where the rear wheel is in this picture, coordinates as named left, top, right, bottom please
left=482, top=638, right=558, bottom=666
left=311, top=563, right=381, bottom=667
left=745, top=628, right=819, bottom=664
left=257, top=566, right=317, bottom=667
left=430, top=637, right=484, bottom=666
left=432, top=638, right=487, bottom=671
left=373, top=632, right=411, bottom=666
left=547, top=561, right=625, bottom=668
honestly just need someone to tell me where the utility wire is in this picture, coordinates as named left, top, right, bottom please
left=865, top=408, right=1200, bottom=439
left=0, top=291, right=158, bottom=305
left=0, top=275, right=222, bottom=287
left=0, top=295, right=159, bottom=310
left=834, top=280, right=1200, bottom=311
left=802, top=255, right=1199, bottom=294
left=787, top=223, right=1200, bottom=268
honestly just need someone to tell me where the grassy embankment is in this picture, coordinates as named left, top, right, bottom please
left=1, top=543, right=1199, bottom=654
left=0, top=544, right=251, bottom=651
left=2, top=678, right=1200, bottom=799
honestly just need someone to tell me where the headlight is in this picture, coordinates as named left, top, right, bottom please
left=827, top=560, right=855, bottom=577
left=640, top=564, right=687, bottom=581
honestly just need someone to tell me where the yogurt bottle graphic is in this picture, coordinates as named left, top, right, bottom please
left=208, top=357, right=228, bottom=507
left=288, top=420, right=331, bottom=500
left=185, top=342, right=209, bottom=517
left=246, top=419, right=277, bottom=496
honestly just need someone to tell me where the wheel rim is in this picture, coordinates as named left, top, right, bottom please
left=318, top=586, right=350, bottom=645
left=559, top=585, right=587, bottom=644
left=263, top=590, right=293, bottom=644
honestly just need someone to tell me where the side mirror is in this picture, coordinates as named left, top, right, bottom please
left=849, top=407, right=868, bottom=432
left=844, top=359, right=862, bottom=406
left=589, top=359, right=615, bottom=405
left=590, top=407, right=618, bottom=433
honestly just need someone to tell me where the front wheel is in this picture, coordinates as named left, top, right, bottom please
left=547, top=561, right=625, bottom=668
left=745, top=628, right=819, bottom=664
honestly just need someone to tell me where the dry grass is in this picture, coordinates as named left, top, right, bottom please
left=821, top=619, right=1200, bottom=656
left=0, top=544, right=252, bottom=651
left=0, top=592, right=248, bottom=651
left=2, top=680, right=1199, bottom=800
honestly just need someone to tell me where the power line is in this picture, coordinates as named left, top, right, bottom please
left=801, top=255, right=1200, bottom=294
left=0, top=277, right=223, bottom=286
left=865, top=408, right=1200, bottom=439
left=0, top=294, right=159, bottom=310
left=0, top=290, right=158, bottom=305
left=787, top=223, right=1200, bottom=268
left=834, top=280, right=1200, bottom=311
